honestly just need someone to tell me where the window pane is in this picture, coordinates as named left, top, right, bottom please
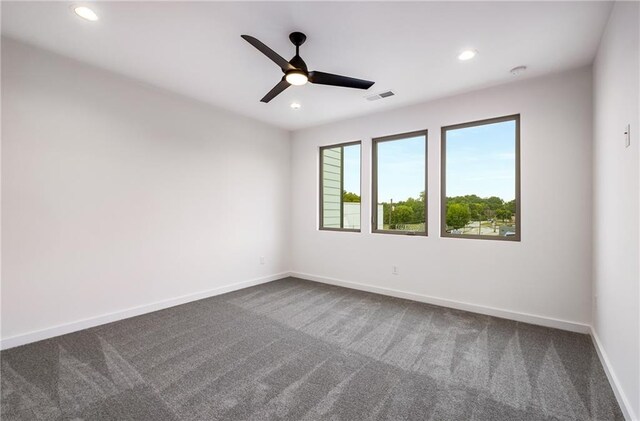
left=373, top=133, right=426, bottom=234
left=320, top=143, right=360, bottom=230
left=443, top=116, right=519, bottom=240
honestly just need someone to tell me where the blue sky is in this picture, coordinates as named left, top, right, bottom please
left=341, top=119, right=516, bottom=202
left=446, top=120, right=516, bottom=201
left=343, top=144, right=361, bottom=195
left=376, top=136, right=425, bottom=202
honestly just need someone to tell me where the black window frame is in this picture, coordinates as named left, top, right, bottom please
left=371, top=130, right=428, bottom=236
left=319, top=140, right=362, bottom=232
left=440, top=114, right=521, bottom=242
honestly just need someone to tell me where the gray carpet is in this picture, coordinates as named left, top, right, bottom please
left=1, top=277, right=624, bottom=420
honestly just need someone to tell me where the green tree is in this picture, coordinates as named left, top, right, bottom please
left=469, top=203, right=485, bottom=221
left=403, top=197, right=424, bottom=223
left=496, top=208, right=512, bottom=222
left=486, top=196, right=504, bottom=211
left=394, top=205, right=413, bottom=224
left=446, top=203, right=471, bottom=230
left=343, top=191, right=360, bottom=203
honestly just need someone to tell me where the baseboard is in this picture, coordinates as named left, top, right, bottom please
left=590, top=328, right=637, bottom=421
left=290, top=271, right=591, bottom=334
left=0, top=272, right=290, bottom=351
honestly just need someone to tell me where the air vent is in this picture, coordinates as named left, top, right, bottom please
left=366, top=90, right=395, bottom=101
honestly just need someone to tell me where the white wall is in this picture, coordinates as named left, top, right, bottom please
left=291, top=67, right=594, bottom=329
left=592, top=2, right=640, bottom=419
left=1, top=39, right=291, bottom=344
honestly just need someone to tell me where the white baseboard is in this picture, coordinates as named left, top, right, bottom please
left=290, top=271, right=591, bottom=334
left=590, top=328, right=637, bottom=421
left=0, top=272, right=290, bottom=351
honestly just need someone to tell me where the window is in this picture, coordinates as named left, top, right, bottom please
left=441, top=114, right=520, bottom=241
left=372, top=130, right=427, bottom=235
left=319, top=141, right=361, bottom=231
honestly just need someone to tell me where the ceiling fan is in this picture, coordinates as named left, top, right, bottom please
left=241, top=32, right=375, bottom=103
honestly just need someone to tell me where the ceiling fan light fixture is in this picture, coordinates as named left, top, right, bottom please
left=285, top=71, right=308, bottom=86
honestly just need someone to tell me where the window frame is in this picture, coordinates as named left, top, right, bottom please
left=440, top=114, right=521, bottom=242
left=319, top=140, right=362, bottom=233
left=371, top=129, right=428, bottom=236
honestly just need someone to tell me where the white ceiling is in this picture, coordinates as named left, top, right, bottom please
left=2, top=1, right=612, bottom=131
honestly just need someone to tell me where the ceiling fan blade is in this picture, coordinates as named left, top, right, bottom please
left=241, top=35, right=295, bottom=72
left=309, top=71, right=374, bottom=90
left=261, top=79, right=291, bottom=103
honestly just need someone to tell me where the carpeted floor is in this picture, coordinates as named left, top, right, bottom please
left=1, top=277, right=624, bottom=420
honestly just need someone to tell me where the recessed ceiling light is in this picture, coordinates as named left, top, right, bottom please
left=74, top=6, right=98, bottom=21
left=290, top=102, right=301, bottom=110
left=510, top=65, right=527, bottom=76
left=458, top=49, right=477, bottom=61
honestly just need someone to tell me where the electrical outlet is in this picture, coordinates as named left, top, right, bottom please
left=392, top=266, right=399, bottom=275
left=260, top=256, right=265, bottom=265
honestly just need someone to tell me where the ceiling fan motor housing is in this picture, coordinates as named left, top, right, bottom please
left=288, top=56, right=308, bottom=74
left=289, top=32, right=307, bottom=47
left=288, top=32, right=309, bottom=74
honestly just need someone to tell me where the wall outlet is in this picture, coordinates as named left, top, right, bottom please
left=260, top=256, right=265, bottom=265
left=392, top=265, right=399, bottom=275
